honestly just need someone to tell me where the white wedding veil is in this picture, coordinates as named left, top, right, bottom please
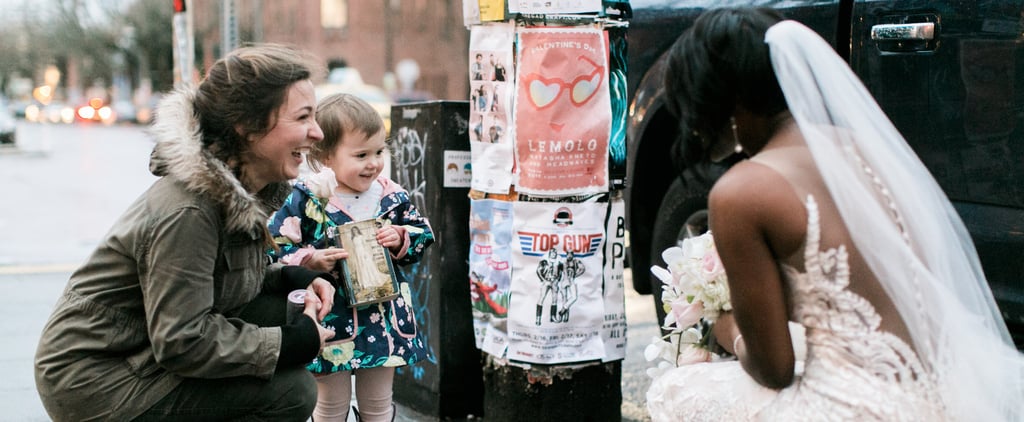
left=764, top=21, right=1024, bottom=421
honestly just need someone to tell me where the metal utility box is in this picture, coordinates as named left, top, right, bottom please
left=389, top=101, right=482, bottom=419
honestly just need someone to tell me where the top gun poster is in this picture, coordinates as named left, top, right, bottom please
left=507, top=200, right=607, bottom=364
left=514, top=27, right=610, bottom=196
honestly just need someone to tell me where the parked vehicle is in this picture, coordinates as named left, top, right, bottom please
left=624, top=0, right=1024, bottom=347
left=25, top=101, right=75, bottom=125
left=75, top=97, right=116, bottom=125
left=0, top=100, right=15, bottom=146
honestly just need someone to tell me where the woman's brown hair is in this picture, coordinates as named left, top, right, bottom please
left=194, top=43, right=324, bottom=171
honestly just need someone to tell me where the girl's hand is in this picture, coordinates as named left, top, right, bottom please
left=301, top=289, right=336, bottom=345
left=305, top=247, right=348, bottom=272
left=307, top=277, right=335, bottom=320
left=376, top=225, right=402, bottom=252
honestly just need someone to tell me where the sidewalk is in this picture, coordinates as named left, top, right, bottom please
left=2, top=268, right=656, bottom=421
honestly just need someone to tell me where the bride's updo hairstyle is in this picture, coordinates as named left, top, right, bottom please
left=663, top=7, right=787, bottom=175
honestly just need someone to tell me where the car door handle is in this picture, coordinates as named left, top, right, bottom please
left=871, top=21, right=937, bottom=53
left=871, top=22, right=935, bottom=41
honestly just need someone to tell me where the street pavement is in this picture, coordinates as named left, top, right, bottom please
left=0, top=122, right=658, bottom=421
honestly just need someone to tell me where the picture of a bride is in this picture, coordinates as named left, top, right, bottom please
left=338, top=220, right=396, bottom=304
left=646, top=7, right=1024, bottom=421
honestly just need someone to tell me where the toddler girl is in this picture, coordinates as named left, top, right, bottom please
left=269, top=93, right=433, bottom=421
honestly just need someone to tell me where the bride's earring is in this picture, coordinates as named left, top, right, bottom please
left=731, top=117, right=743, bottom=154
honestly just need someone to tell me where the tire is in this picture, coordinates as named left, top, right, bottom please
left=648, top=178, right=711, bottom=329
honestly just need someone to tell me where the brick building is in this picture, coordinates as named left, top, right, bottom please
left=192, top=0, right=469, bottom=101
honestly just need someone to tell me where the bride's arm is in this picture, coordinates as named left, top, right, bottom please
left=709, top=161, right=804, bottom=389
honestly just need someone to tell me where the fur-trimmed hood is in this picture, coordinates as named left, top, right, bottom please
left=147, top=88, right=290, bottom=234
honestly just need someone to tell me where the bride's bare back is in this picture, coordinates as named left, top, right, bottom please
left=709, top=120, right=914, bottom=387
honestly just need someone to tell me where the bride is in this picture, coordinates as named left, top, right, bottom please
left=646, top=7, right=1024, bottom=421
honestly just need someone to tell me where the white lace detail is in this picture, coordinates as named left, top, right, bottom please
left=646, top=195, right=946, bottom=421
left=762, top=195, right=945, bottom=421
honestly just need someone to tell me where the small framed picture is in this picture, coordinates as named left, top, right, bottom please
left=328, top=219, right=400, bottom=307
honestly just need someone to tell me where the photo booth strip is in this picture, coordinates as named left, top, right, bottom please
left=469, top=22, right=516, bottom=194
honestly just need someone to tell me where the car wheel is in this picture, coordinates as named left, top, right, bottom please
left=649, top=177, right=711, bottom=329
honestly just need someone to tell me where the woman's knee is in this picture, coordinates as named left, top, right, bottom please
left=268, top=368, right=318, bottom=417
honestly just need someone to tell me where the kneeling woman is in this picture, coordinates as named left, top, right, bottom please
left=34, top=44, right=337, bottom=422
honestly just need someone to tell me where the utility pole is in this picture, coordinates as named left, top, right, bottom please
left=384, top=0, right=398, bottom=82
left=172, top=0, right=194, bottom=87
left=252, top=0, right=263, bottom=42
left=221, top=0, right=239, bottom=55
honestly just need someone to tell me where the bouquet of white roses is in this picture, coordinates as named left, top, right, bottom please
left=644, top=231, right=732, bottom=376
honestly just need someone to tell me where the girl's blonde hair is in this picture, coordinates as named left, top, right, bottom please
left=309, top=93, right=385, bottom=171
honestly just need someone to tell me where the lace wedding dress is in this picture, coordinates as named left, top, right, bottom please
left=646, top=196, right=945, bottom=421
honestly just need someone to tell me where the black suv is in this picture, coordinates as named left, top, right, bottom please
left=623, top=0, right=1024, bottom=346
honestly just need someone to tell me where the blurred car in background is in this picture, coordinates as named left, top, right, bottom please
left=110, top=93, right=161, bottom=125
left=133, top=93, right=160, bottom=125
left=75, top=97, right=116, bottom=125
left=8, top=98, right=33, bottom=119
left=112, top=100, right=137, bottom=124
left=25, top=101, right=75, bottom=124
left=0, top=100, right=16, bottom=146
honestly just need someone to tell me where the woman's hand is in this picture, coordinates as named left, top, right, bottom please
left=305, top=247, right=348, bottom=272
left=376, top=226, right=402, bottom=252
left=303, top=276, right=335, bottom=319
left=301, top=287, right=335, bottom=345
left=307, top=277, right=335, bottom=320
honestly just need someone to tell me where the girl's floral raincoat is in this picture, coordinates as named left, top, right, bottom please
left=268, top=175, right=434, bottom=374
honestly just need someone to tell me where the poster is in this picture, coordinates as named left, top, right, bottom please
left=469, top=199, right=514, bottom=357
left=600, top=196, right=627, bottom=362
left=462, top=0, right=481, bottom=26
left=514, top=27, right=610, bottom=196
left=607, top=27, right=628, bottom=189
left=469, top=22, right=516, bottom=194
left=513, top=0, right=600, bottom=14
left=443, top=150, right=472, bottom=188
left=478, top=0, right=505, bottom=21
left=508, top=200, right=607, bottom=364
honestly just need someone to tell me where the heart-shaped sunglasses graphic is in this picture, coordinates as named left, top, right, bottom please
left=523, top=56, right=604, bottom=110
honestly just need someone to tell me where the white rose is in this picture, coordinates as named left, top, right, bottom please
left=644, top=336, right=675, bottom=363
left=306, top=168, right=338, bottom=199
left=650, top=264, right=673, bottom=285
left=680, top=234, right=708, bottom=261
left=699, top=278, right=730, bottom=313
left=680, top=327, right=703, bottom=344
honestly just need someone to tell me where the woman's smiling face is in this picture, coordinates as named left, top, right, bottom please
left=244, top=80, right=324, bottom=190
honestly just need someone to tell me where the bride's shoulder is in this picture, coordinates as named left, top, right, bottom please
left=711, top=159, right=790, bottom=204
left=710, top=158, right=807, bottom=231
